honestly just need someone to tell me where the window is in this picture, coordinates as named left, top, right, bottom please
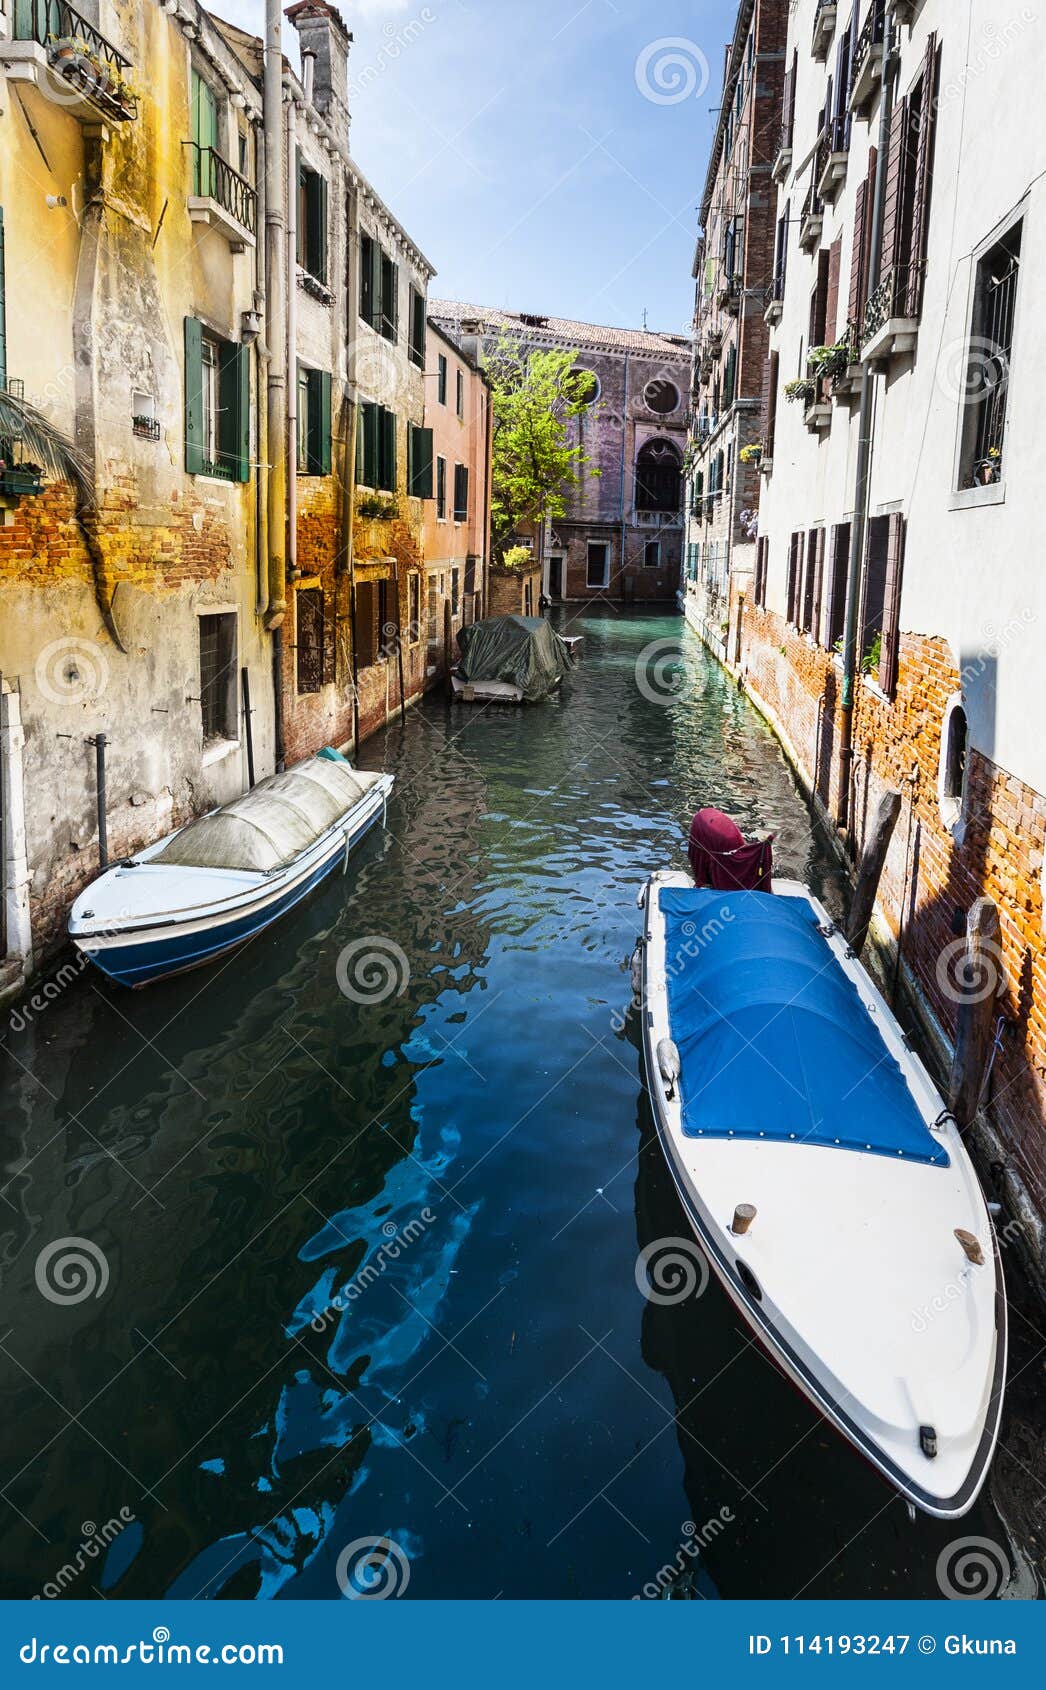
left=456, top=369, right=464, bottom=418
left=354, top=578, right=390, bottom=670
left=437, top=354, right=448, bottom=405
left=644, top=541, right=660, bottom=569
left=453, top=462, right=469, bottom=522
left=686, top=542, right=699, bottom=583
left=360, top=234, right=398, bottom=340
left=938, top=695, right=969, bottom=836
left=809, top=249, right=830, bottom=349
left=357, top=403, right=397, bottom=492
left=297, top=160, right=328, bottom=284
left=426, top=585, right=439, bottom=648
left=190, top=68, right=220, bottom=196
left=407, top=423, right=434, bottom=497
left=408, top=287, right=426, bottom=369
left=184, top=318, right=250, bottom=481
left=296, top=587, right=325, bottom=693
left=824, top=523, right=851, bottom=650
left=753, top=536, right=768, bottom=606
left=297, top=365, right=332, bottom=474
left=409, top=572, right=421, bottom=642
left=569, top=367, right=600, bottom=405
left=644, top=379, right=679, bottom=414
left=436, top=455, right=447, bottom=519
left=198, top=613, right=237, bottom=744
left=957, top=220, right=1022, bottom=490
left=786, top=532, right=802, bottom=624
left=801, top=529, right=824, bottom=639
left=635, top=439, right=681, bottom=514
left=524, top=580, right=534, bottom=616
left=451, top=567, right=460, bottom=617
left=722, top=345, right=736, bottom=410
left=586, top=542, right=610, bottom=589
left=861, top=513, right=906, bottom=695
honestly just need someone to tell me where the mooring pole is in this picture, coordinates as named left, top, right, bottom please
left=949, top=898, right=1003, bottom=1128
left=444, top=598, right=454, bottom=699
left=846, top=790, right=902, bottom=956
left=93, top=733, right=108, bottom=869
left=241, top=666, right=256, bottom=789
left=394, top=561, right=407, bottom=726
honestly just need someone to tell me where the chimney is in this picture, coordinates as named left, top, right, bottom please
left=285, top=2, right=352, bottom=141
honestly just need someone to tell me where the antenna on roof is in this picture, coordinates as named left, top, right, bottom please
left=642, top=307, right=648, bottom=330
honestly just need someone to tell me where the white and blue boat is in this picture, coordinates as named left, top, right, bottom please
left=637, top=871, right=1006, bottom=1519
left=69, top=754, right=393, bottom=988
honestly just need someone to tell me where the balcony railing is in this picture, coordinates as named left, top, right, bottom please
left=850, top=1, right=886, bottom=110
left=15, top=0, right=137, bottom=122
left=861, top=263, right=925, bottom=344
left=186, top=144, right=257, bottom=236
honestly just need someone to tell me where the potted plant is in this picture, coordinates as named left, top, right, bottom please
left=739, top=443, right=762, bottom=465
left=807, top=339, right=851, bottom=382
left=861, top=632, right=882, bottom=676
left=499, top=545, right=532, bottom=571
left=784, top=378, right=816, bottom=406
left=975, top=447, right=1001, bottom=486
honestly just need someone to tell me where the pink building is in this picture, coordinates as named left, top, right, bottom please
left=421, top=323, right=492, bottom=682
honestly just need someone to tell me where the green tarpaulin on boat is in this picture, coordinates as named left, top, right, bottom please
left=456, top=615, right=571, bottom=703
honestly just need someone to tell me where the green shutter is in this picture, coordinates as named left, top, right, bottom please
left=362, top=401, right=379, bottom=486
left=218, top=338, right=249, bottom=482
left=355, top=403, right=365, bottom=484
left=408, top=424, right=433, bottom=498
left=235, top=340, right=250, bottom=481
left=306, top=368, right=331, bottom=474
left=0, top=207, right=6, bottom=394
left=380, top=407, right=397, bottom=492
left=368, top=238, right=382, bottom=330
left=184, top=316, right=204, bottom=475
left=311, top=174, right=328, bottom=284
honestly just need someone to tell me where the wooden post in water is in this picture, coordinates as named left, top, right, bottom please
left=241, top=667, right=256, bottom=788
left=846, top=790, right=902, bottom=955
left=949, top=897, right=1002, bottom=1128
left=444, top=599, right=454, bottom=698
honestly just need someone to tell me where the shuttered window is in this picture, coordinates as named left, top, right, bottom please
left=380, top=252, right=398, bottom=341
left=407, top=423, right=434, bottom=498
left=354, top=580, right=380, bottom=669
left=809, top=250, right=831, bottom=348
left=786, top=531, right=802, bottom=625
left=379, top=407, right=397, bottom=491
left=408, top=287, right=426, bottom=369
left=298, top=367, right=331, bottom=475
left=296, top=586, right=325, bottom=693
left=878, top=513, right=906, bottom=697
left=453, top=463, right=469, bottom=522
left=437, top=354, right=448, bottom=405
left=848, top=148, right=878, bottom=335
left=184, top=317, right=250, bottom=481
left=860, top=515, right=890, bottom=672
left=879, top=96, right=908, bottom=289
left=754, top=536, right=769, bottom=608
left=0, top=206, right=6, bottom=394
left=436, top=454, right=447, bottom=519
left=297, top=158, right=328, bottom=284
left=762, top=349, right=779, bottom=461
left=358, top=403, right=396, bottom=491
left=723, top=343, right=737, bottom=410
left=825, top=238, right=842, bottom=347
left=904, top=34, right=939, bottom=318
left=781, top=50, right=797, bottom=149
left=824, top=522, right=851, bottom=650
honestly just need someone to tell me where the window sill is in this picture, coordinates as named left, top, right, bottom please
left=949, top=482, right=1006, bottom=511
left=202, top=737, right=240, bottom=768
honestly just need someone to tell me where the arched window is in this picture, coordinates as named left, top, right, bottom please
left=938, top=694, right=969, bottom=838
left=635, top=438, right=681, bottom=514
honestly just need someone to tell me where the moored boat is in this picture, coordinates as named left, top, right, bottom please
left=636, top=869, right=1006, bottom=1519
left=452, top=614, right=572, bottom=704
left=69, top=753, right=394, bottom=988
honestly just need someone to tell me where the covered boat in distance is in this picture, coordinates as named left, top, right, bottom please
left=69, top=753, right=394, bottom=987
left=636, top=871, right=1006, bottom=1519
left=452, top=614, right=572, bottom=703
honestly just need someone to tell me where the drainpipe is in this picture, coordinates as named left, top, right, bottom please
left=837, top=9, right=894, bottom=835
left=263, top=0, right=287, bottom=770
left=254, top=112, right=269, bottom=619
left=286, top=89, right=299, bottom=590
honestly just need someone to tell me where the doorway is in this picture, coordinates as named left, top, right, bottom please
left=547, top=556, right=564, bottom=599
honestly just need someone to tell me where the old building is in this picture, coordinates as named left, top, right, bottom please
left=692, top=0, right=1046, bottom=1273
left=420, top=322, right=491, bottom=682
left=429, top=301, right=691, bottom=607
left=683, top=0, right=788, bottom=657
left=0, top=0, right=439, bottom=991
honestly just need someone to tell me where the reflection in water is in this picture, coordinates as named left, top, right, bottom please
left=0, top=612, right=1035, bottom=1600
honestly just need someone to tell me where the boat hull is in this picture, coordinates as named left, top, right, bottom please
left=638, top=872, right=1007, bottom=1520
left=71, top=777, right=392, bottom=988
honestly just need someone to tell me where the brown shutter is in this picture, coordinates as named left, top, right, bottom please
left=782, top=54, right=796, bottom=148
left=879, top=97, right=909, bottom=292
left=809, top=250, right=830, bottom=347
left=824, top=522, right=851, bottom=649
left=905, top=34, right=938, bottom=318
left=763, top=349, right=779, bottom=460
left=860, top=516, right=890, bottom=662
left=825, top=238, right=842, bottom=347
left=811, top=527, right=826, bottom=644
left=848, top=180, right=867, bottom=329
left=878, top=513, right=906, bottom=697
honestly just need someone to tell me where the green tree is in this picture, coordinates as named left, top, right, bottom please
left=484, top=334, right=599, bottom=561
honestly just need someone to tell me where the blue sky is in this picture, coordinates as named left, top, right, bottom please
left=222, top=0, right=738, bottom=334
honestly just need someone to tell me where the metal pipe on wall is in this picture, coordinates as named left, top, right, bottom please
left=836, top=10, right=894, bottom=836
left=286, top=90, right=299, bottom=587
left=263, top=0, right=287, bottom=637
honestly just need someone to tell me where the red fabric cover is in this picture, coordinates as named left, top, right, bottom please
left=687, top=807, right=774, bottom=892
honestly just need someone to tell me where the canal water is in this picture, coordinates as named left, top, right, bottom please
left=0, top=610, right=1036, bottom=1600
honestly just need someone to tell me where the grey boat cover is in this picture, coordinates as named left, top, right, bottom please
left=456, top=615, right=571, bottom=703
left=153, top=756, right=384, bottom=872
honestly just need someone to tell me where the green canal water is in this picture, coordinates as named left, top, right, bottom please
left=0, top=610, right=1035, bottom=1598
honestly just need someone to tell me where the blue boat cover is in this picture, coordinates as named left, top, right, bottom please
left=659, top=888, right=949, bottom=1167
